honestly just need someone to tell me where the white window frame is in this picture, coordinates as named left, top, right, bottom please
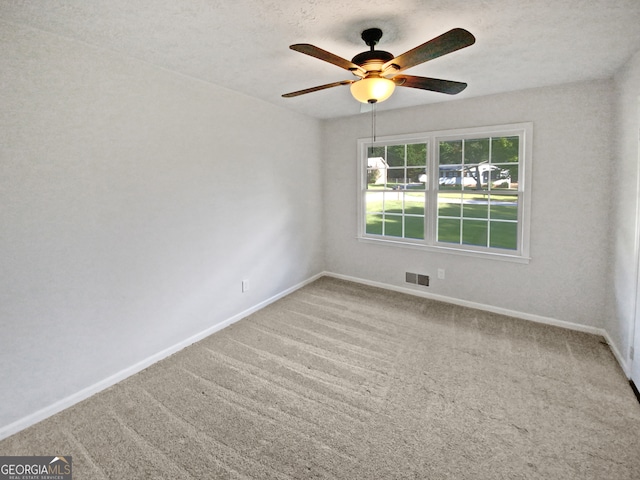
left=357, top=123, right=532, bottom=263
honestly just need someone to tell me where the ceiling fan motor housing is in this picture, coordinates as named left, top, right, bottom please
left=352, top=50, right=394, bottom=69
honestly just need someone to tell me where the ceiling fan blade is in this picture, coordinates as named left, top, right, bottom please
left=393, top=75, right=468, bottom=95
left=383, top=28, right=476, bottom=73
left=282, top=80, right=354, bottom=98
left=290, top=44, right=366, bottom=76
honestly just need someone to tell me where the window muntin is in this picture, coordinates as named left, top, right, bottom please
left=358, top=124, right=531, bottom=261
left=436, top=135, right=520, bottom=250
left=364, top=142, right=428, bottom=240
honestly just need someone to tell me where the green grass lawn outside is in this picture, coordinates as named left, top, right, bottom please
left=365, top=192, right=518, bottom=249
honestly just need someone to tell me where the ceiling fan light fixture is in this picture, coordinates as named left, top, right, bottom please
left=350, top=76, right=395, bottom=104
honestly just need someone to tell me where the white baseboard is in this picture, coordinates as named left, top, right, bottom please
left=323, top=272, right=631, bottom=375
left=602, top=330, right=631, bottom=377
left=0, top=272, right=324, bottom=442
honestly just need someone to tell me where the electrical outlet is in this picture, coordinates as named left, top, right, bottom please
left=437, top=268, right=445, bottom=280
left=242, top=280, right=250, bottom=293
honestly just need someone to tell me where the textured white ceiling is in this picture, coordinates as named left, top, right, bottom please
left=2, top=0, right=640, bottom=119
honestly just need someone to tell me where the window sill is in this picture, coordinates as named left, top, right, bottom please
left=357, top=235, right=531, bottom=264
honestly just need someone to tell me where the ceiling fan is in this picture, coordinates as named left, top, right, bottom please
left=282, top=27, right=475, bottom=104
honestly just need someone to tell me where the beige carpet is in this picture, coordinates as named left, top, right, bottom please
left=1, top=277, right=639, bottom=479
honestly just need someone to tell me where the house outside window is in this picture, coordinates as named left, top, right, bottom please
left=358, top=123, right=532, bottom=262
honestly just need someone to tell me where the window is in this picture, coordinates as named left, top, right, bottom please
left=358, top=123, right=532, bottom=262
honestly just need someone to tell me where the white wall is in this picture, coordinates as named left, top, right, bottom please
left=323, top=80, right=613, bottom=330
left=610, top=49, right=640, bottom=376
left=0, top=21, right=324, bottom=432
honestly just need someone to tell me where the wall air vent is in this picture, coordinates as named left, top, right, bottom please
left=406, top=272, right=429, bottom=287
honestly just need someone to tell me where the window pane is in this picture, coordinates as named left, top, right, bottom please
left=393, top=173, right=407, bottom=187
left=365, top=191, right=383, bottom=213
left=439, top=140, right=462, bottom=165
left=387, top=167, right=404, bottom=186
left=404, top=192, right=425, bottom=216
left=387, top=145, right=405, bottom=167
left=368, top=145, right=386, bottom=159
left=490, top=195, right=518, bottom=220
left=462, top=193, right=488, bottom=219
left=439, top=165, right=464, bottom=190
left=407, top=167, right=427, bottom=186
left=405, top=216, right=424, bottom=240
left=438, top=218, right=460, bottom=244
left=488, top=165, right=516, bottom=190
left=407, top=143, right=427, bottom=166
left=461, top=164, right=486, bottom=191
left=490, top=221, right=517, bottom=250
left=366, top=214, right=383, bottom=235
left=367, top=168, right=386, bottom=188
left=465, top=138, right=490, bottom=164
left=489, top=164, right=518, bottom=191
left=462, top=219, right=488, bottom=247
left=384, top=215, right=403, bottom=237
left=491, top=136, right=519, bottom=163
left=438, top=192, right=461, bottom=217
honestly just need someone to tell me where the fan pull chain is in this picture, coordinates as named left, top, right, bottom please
left=370, top=100, right=377, bottom=142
